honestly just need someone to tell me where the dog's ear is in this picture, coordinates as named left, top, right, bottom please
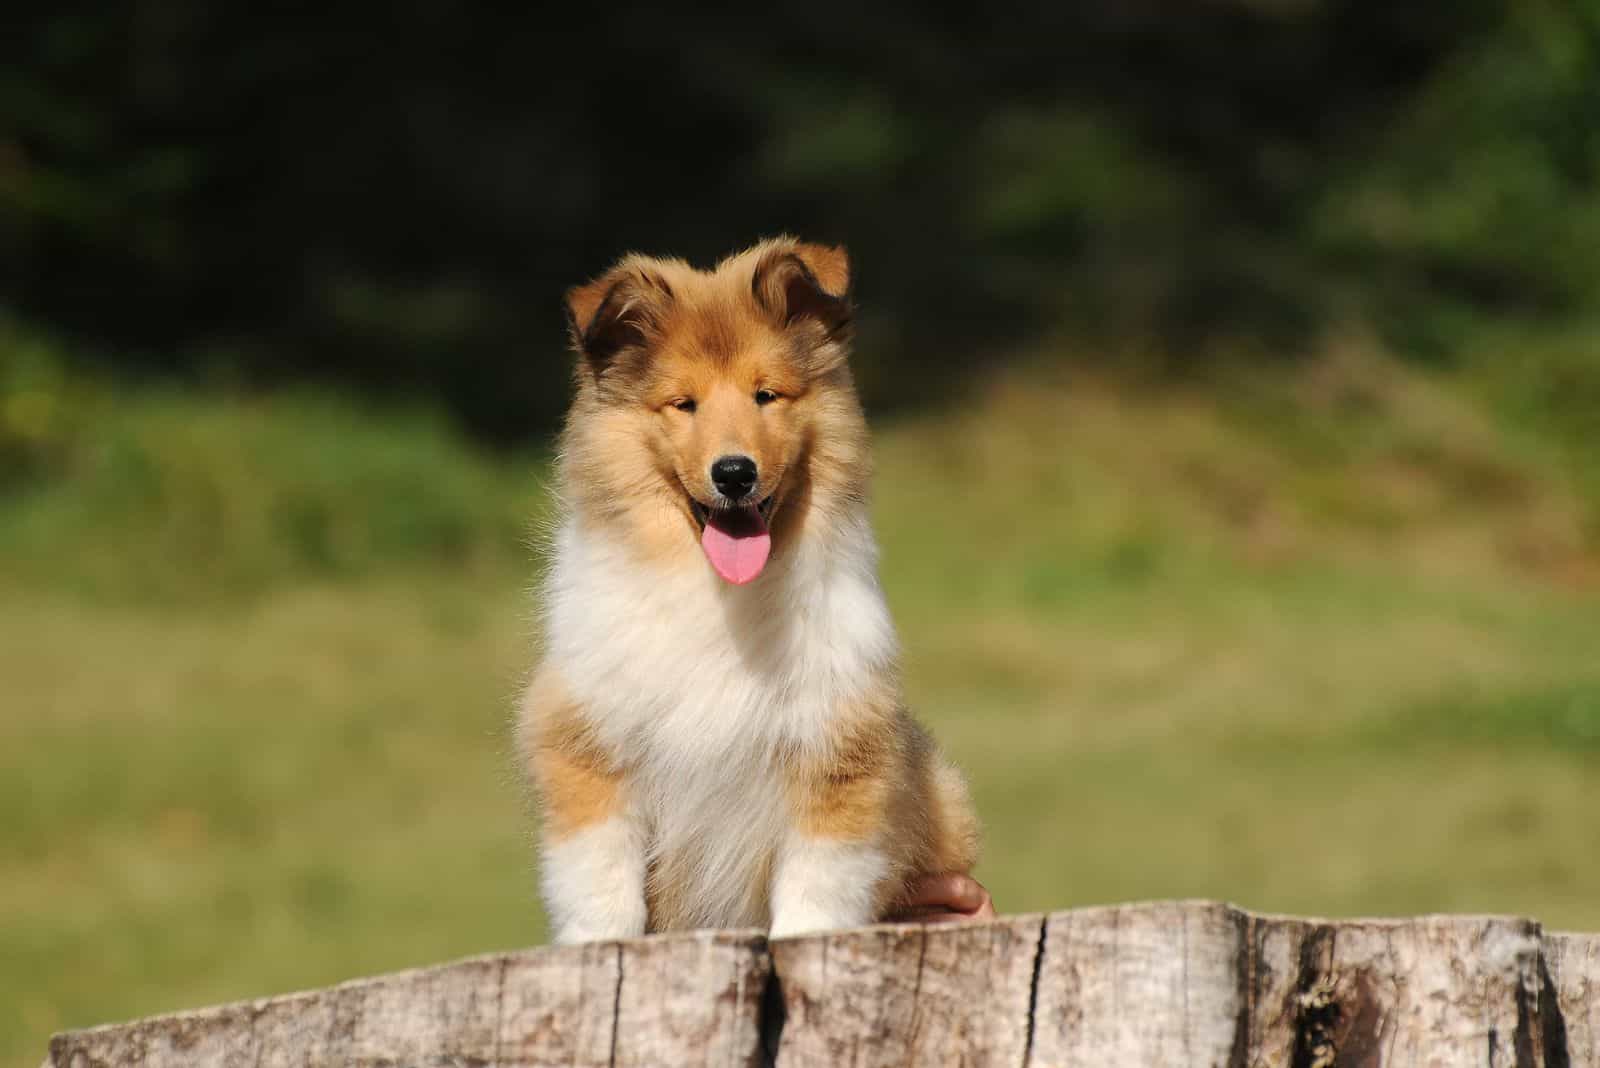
left=564, top=262, right=672, bottom=365
left=752, top=242, right=852, bottom=337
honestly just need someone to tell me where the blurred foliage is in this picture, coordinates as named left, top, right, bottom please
left=1313, top=4, right=1600, bottom=355
left=0, top=318, right=542, bottom=599
left=1463, top=325, right=1600, bottom=539
left=1381, top=680, right=1600, bottom=752
left=3, top=2, right=1597, bottom=437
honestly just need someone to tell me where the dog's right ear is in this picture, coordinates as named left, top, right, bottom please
left=564, top=262, right=672, bottom=366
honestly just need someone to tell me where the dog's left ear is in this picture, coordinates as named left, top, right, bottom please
left=752, top=242, right=852, bottom=337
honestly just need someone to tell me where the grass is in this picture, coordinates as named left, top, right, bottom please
left=3, top=344, right=1599, bottom=1066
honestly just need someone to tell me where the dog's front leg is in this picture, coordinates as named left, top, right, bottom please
left=540, top=801, right=648, bottom=944
left=522, top=678, right=648, bottom=944
left=769, top=735, right=894, bottom=939
left=769, top=832, right=889, bottom=938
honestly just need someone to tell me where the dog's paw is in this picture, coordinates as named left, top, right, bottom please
left=550, top=888, right=648, bottom=945
left=555, top=922, right=642, bottom=945
left=554, top=905, right=647, bottom=945
left=769, top=906, right=858, bottom=940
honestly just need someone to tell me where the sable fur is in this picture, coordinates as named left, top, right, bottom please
left=520, top=236, right=978, bottom=941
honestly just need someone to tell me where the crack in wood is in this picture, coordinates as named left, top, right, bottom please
left=1536, top=955, right=1571, bottom=1068
left=757, top=963, right=786, bottom=1068
left=1022, top=916, right=1046, bottom=1067
left=1289, top=926, right=1341, bottom=1068
left=607, top=943, right=622, bottom=1068
left=1514, top=955, right=1539, bottom=1068
left=904, top=927, right=928, bottom=1066
left=1228, top=909, right=1253, bottom=1068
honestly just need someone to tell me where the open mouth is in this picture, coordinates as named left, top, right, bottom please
left=687, top=495, right=775, bottom=530
left=688, top=495, right=776, bottom=585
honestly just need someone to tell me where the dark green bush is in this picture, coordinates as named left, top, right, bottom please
left=7, top=4, right=1595, bottom=436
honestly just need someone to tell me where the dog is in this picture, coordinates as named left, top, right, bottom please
left=520, top=236, right=978, bottom=942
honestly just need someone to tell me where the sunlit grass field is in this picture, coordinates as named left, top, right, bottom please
left=3, top=348, right=1598, bottom=1066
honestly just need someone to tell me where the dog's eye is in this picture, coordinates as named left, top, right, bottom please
left=754, top=389, right=779, bottom=406
left=671, top=398, right=697, bottom=413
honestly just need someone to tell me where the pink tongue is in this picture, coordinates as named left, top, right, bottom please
left=700, top=506, right=771, bottom=584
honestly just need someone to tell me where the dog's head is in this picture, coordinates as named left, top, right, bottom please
left=559, top=237, right=867, bottom=585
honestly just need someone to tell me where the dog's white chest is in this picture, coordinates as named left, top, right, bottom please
left=544, top=517, right=895, bottom=755
left=541, top=516, right=896, bottom=925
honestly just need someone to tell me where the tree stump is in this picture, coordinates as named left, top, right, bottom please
left=47, top=901, right=1594, bottom=1066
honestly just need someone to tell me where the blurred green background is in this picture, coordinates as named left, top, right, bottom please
left=4, top=4, right=1600, bottom=1064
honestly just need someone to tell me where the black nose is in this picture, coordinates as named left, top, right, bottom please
left=711, top=455, right=758, bottom=500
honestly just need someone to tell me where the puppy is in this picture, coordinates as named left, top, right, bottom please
left=520, top=237, right=978, bottom=942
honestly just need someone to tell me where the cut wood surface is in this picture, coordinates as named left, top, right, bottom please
left=48, top=901, right=1595, bottom=1067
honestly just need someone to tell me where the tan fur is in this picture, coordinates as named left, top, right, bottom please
left=519, top=670, right=626, bottom=840
left=524, top=237, right=978, bottom=933
left=786, top=684, right=980, bottom=915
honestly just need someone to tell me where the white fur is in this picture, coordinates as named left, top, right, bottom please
left=542, top=814, right=648, bottom=944
left=769, top=834, right=890, bottom=938
left=538, top=501, right=897, bottom=933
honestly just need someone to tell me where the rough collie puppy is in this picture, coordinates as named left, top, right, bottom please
left=520, top=237, right=978, bottom=943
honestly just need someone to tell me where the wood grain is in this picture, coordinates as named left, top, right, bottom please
left=46, top=902, right=1597, bottom=1067
left=769, top=913, right=1042, bottom=1066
